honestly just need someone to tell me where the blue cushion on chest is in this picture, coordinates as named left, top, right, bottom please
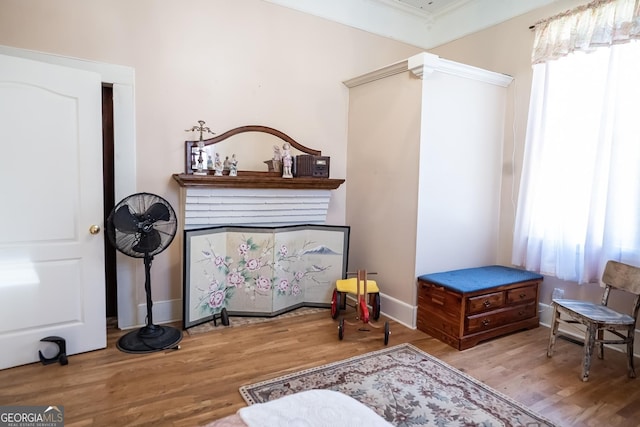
left=418, top=265, right=543, bottom=293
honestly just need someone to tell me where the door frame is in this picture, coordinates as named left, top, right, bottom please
left=0, top=45, right=139, bottom=329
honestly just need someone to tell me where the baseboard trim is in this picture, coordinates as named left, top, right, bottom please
left=122, top=298, right=182, bottom=330
left=379, top=293, right=416, bottom=329
left=341, top=293, right=415, bottom=330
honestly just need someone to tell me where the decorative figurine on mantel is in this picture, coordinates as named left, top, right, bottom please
left=185, top=120, right=215, bottom=175
left=282, top=142, right=293, bottom=178
left=206, top=150, right=214, bottom=171
left=264, top=145, right=283, bottom=173
left=273, top=145, right=282, bottom=162
left=272, top=145, right=282, bottom=172
left=213, top=152, right=224, bottom=176
left=229, top=154, right=238, bottom=176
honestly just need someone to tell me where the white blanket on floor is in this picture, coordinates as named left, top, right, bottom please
left=238, top=389, right=393, bottom=427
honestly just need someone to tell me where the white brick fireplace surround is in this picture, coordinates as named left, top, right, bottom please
left=172, top=174, right=346, bottom=229
left=182, top=187, right=333, bottom=228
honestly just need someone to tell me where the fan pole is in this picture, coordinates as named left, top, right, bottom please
left=143, top=254, right=154, bottom=329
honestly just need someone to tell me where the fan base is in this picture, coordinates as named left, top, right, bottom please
left=116, top=325, right=182, bottom=354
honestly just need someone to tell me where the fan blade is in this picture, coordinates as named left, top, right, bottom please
left=144, top=202, right=171, bottom=223
left=132, top=229, right=162, bottom=254
left=112, top=205, right=139, bottom=233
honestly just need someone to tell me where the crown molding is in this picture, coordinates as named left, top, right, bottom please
left=408, top=52, right=513, bottom=87
left=342, top=59, right=409, bottom=88
left=344, top=52, right=513, bottom=88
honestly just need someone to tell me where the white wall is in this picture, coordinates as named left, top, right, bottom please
left=345, top=55, right=511, bottom=327
left=0, top=0, right=422, bottom=326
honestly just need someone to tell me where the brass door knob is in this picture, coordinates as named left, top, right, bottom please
left=89, top=225, right=101, bottom=235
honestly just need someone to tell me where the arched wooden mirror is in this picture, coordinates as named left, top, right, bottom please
left=184, top=125, right=323, bottom=176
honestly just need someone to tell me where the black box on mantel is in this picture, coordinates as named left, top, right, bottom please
left=294, top=155, right=330, bottom=178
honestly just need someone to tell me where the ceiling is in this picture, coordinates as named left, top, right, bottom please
left=379, top=0, right=484, bottom=17
left=262, top=0, right=559, bottom=49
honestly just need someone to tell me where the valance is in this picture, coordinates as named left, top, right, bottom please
left=532, top=0, right=640, bottom=64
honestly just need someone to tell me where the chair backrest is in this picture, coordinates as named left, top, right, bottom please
left=601, top=261, right=640, bottom=321
left=602, top=261, right=640, bottom=295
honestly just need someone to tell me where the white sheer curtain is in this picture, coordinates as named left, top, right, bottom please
left=512, top=0, right=640, bottom=283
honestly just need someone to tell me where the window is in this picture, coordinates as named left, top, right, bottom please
left=512, top=0, right=640, bottom=283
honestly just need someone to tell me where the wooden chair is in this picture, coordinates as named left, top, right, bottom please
left=547, top=260, right=640, bottom=381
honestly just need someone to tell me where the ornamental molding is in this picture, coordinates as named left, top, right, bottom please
left=344, top=52, right=513, bottom=88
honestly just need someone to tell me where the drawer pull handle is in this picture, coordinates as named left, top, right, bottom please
left=482, top=319, right=490, bottom=326
left=483, top=300, right=491, bottom=307
left=518, top=310, right=525, bottom=316
left=519, top=293, right=527, bottom=299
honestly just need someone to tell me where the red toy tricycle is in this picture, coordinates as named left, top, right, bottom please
left=331, top=270, right=390, bottom=345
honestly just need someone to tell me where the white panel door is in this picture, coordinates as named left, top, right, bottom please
left=0, top=54, right=106, bottom=369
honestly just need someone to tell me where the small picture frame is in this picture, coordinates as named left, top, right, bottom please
left=190, top=146, right=199, bottom=170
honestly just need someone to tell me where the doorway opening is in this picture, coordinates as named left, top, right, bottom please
left=102, top=84, right=117, bottom=319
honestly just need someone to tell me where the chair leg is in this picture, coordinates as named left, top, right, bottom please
left=547, top=305, right=560, bottom=357
left=582, top=323, right=596, bottom=382
left=597, top=329, right=604, bottom=360
left=627, top=329, right=636, bottom=379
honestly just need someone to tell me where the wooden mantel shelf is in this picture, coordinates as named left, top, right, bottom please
left=172, top=173, right=345, bottom=190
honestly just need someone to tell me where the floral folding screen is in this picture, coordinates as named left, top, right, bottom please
left=183, top=224, right=349, bottom=328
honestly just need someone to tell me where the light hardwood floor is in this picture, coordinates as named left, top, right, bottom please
left=1, top=311, right=639, bottom=427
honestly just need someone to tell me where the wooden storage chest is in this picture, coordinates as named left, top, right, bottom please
left=417, top=265, right=543, bottom=350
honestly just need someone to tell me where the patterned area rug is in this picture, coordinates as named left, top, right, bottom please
left=240, top=343, right=557, bottom=427
left=186, top=307, right=328, bottom=335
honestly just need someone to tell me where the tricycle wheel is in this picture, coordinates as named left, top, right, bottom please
left=331, top=289, right=341, bottom=319
left=371, top=293, right=381, bottom=320
left=384, top=321, right=390, bottom=345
